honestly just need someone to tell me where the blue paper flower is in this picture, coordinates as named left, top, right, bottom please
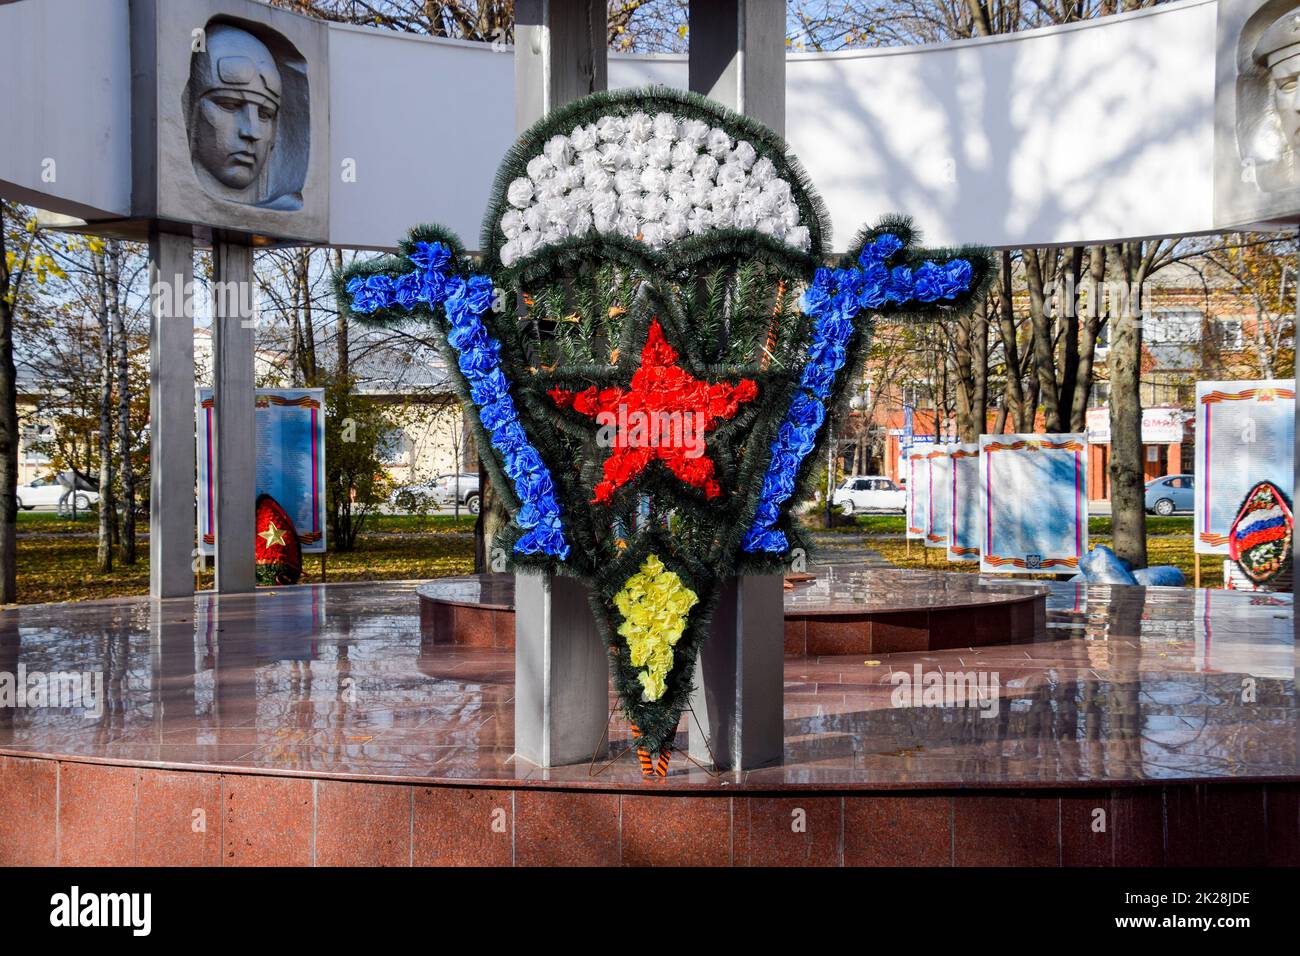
left=345, top=242, right=568, bottom=559
left=743, top=246, right=975, bottom=554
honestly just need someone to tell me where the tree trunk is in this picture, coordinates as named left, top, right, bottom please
left=300, top=250, right=317, bottom=385
left=1025, top=248, right=1063, bottom=432
left=1057, top=246, right=1084, bottom=425
left=0, top=206, right=18, bottom=603
left=1107, top=242, right=1148, bottom=569
left=971, top=297, right=988, bottom=437
left=335, top=250, right=349, bottom=380
left=1070, top=245, right=1107, bottom=431
left=110, top=241, right=136, bottom=564
left=995, top=251, right=1027, bottom=432
left=95, top=246, right=115, bottom=572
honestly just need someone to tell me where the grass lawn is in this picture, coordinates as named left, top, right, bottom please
left=855, top=533, right=1221, bottom=588
left=818, top=512, right=1194, bottom=537
left=12, top=514, right=475, bottom=606
left=7, top=507, right=1218, bottom=606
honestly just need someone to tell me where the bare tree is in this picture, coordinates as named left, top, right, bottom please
left=1107, top=238, right=1176, bottom=567
left=94, top=241, right=116, bottom=570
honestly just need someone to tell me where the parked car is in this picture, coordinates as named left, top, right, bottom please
left=391, top=473, right=481, bottom=514
left=1144, top=474, right=1194, bottom=516
left=15, top=475, right=98, bottom=514
left=832, top=475, right=906, bottom=515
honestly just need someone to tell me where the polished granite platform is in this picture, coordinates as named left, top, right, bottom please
left=0, top=575, right=1293, bottom=787
left=0, top=574, right=1296, bottom=865
left=417, top=567, right=1048, bottom=653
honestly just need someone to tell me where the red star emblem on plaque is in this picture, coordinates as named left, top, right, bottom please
left=549, top=319, right=758, bottom=504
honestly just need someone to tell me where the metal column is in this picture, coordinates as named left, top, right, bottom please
left=687, top=0, right=787, bottom=770
left=147, top=227, right=196, bottom=598
left=512, top=0, right=610, bottom=768
left=211, top=241, right=256, bottom=594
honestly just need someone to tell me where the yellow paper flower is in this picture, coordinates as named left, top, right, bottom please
left=613, top=553, right=698, bottom=702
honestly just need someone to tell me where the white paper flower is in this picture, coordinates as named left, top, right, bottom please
left=619, top=192, right=644, bottom=218
left=501, top=209, right=524, bottom=239
left=666, top=169, right=692, bottom=197
left=598, top=141, right=627, bottom=169
left=615, top=212, right=640, bottom=237
left=625, top=111, right=654, bottom=143
left=641, top=193, right=668, bottom=222
left=645, top=138, right=673, bottom=169
left=592, top=192, right=618, bottom=225
left=526, top=155, right=554, bottom=182
left=705, top=128, right=732, bottom=157
left=507, top=177, right=535, bottom=209
left=639, top=166, right=667, bottom=195
left=686, top=207, right=712, bottom=235
left=680, top=118, right=709, bottom=147
left=622, top=139, right=649, bottom=170
left=652, top=112, right=679, bottom=141
left=717, top=162, right=747, bottom=188
left=691, top=153, right=719, bottom=183
left=570, top=123, right=599, bottom=153
left=614, top=168, right=641, bottom=195
left=543, top=134, right=572, bottom=168
left=499, top=108, right=812, bottom=260
left=734, top=200, right=758, bottom=230
left=732, top=141, right=757, bottom=170
left=559, top=164, right=584, bottom=192
left=535, top=177, right=564, bottom=202
left=584, top=167, right=614, bottom=194
left=596, top=115, right=626, bottom=142
left=670, top=140, right=698, bottom=170
left=763, top=179, right=792, bottom=203
left=750, top=156, right=776, bottom=185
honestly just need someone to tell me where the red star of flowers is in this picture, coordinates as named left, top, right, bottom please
left=549, top=319, right=758, bottom=504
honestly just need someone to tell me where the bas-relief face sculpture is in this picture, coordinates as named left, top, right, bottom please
left=187, top=24, right=299, bottom=209
left=1250, top=8, right=1300, bottom=191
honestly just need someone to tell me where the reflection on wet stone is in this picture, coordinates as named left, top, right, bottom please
left=0, top=574, right=1293, bottom=788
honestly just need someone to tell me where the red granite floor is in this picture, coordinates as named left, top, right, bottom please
left=0, top=574, right=1293, bottom=790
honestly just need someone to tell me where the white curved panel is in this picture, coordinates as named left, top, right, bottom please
left=0, top=0, right=132, bottom=219
left=785, top=0, right=1218, bottom=249
left=327, top=25, right=516, bottom=249
left=0, top=0, right=1224, bottom=251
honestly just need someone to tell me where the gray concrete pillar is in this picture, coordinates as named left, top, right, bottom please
left=514, top=572, right=609, bottom=767
left=211, top=241, right=256, bottom=594
left=511, top=0, right=610, bottom=768
left=688, top=0, right=786, bottom=135
left=514, top=0, right=608, bottom=134
left=147, top=227, right=196, bottom=599
left=689, top=574, right=785, bottom=770
left=686, top=0, right=787, bottom=771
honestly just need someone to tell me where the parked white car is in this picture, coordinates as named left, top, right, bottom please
left=15, top=476, right=99, bottom=513
left=832, top=475, right=906, bottom=515
left=390, top=472, right=481, bottom=514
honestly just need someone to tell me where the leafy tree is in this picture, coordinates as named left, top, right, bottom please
left=1, top=203, right=66, bottom=602
left=323, top=375, right=395, bottom=551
